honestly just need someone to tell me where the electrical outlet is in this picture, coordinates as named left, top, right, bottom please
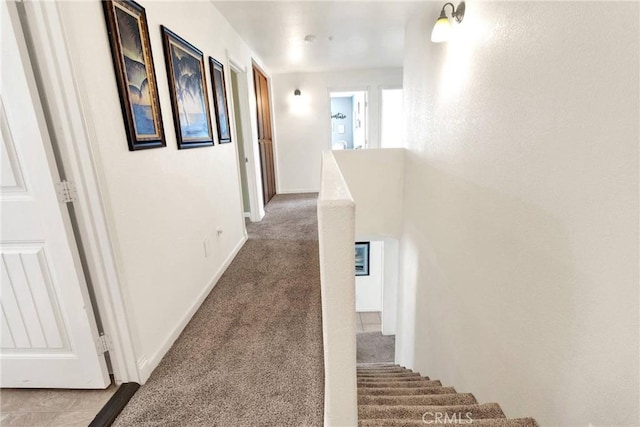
left=203, top=238, right=211, bottom=257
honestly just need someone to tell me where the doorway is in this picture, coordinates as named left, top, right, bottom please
left=230, top=69, right=250, bottom=218
left=329, top=90, right=368, bottom=150
left=380, top=87, right=404, bottom=148
left=252, top=65, right=276, bottom=206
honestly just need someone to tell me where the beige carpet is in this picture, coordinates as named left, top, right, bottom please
left=357, top=332, right=395, bottom=364
left=115, top=194, right=323, bottom=426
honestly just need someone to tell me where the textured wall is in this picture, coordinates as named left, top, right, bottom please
left=399, top=2, right=639, bottom=425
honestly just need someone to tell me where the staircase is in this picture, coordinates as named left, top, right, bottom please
left=357, top=363, right=538, bottom=426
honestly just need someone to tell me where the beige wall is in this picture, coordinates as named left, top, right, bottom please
left=57, top=0, right=267, bottom=381
left=271, top=68, right=403, bottom=193
left=399, top=2, right=639, bottom=426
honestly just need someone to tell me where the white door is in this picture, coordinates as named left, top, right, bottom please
left=0, top=2, right=111, bottom=388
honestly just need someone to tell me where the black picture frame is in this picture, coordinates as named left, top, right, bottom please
left=355, top=242, right=370, bottom=276
left=161, top=26, right=214, bottom=149
left=209, top=57, right=232, bottom=144
left=103, top=0, right=165, bottom=151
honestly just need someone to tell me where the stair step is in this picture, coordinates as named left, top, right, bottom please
left=357, top=366, right=408, bottom=370
left=358, top=372, right=422, bottom=378
left=358, top=370, right=419, bottom=375
left=359, top=403, right=505, bottom=421
left=358, top=393, right=477, bottom=406
left=358, top=376, right=429, bottom=383
left=358, top=387, right=457, bottom=396
left=357, top=363, right=402, bottom=368
left=358, top=418, right=538, bottom=426
left=358, top=380, right=442, bottom=388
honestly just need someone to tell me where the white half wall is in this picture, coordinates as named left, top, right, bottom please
left=333, top=149, right=404, bottom=238
left=55, top=0, right=269, bottom=382
left=271, top=68, right=403, bottom=193
left=399, top=2, right=639, bottom=426
left=318, top=151, right=357, bottom=427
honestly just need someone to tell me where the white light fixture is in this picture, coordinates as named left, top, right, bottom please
left=431, top=2, right=465, bottom=43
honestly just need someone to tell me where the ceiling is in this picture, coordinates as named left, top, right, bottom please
left=212, top=1, right=432, bottom=73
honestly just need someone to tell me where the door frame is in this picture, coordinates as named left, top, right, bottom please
left=251, top=60, right=279, bottom=202
left=227, top=53, right=262, bottom=224
left=17, top=1, right=140, bottom=384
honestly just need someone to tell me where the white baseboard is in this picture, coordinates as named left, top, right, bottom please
left=278, top=188, right=319, bottom=194
left=138, top=235, right=248, bottom=382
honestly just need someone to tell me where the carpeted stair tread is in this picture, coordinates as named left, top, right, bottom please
left=358, top=370, right=415, bottom=376
left=358, top=387, right=457, bottom=396
left=358, top=380, right=442, bottom=388
left=358, top=418, right=538, bottom=426
left=357, top=372, right=422, bottom=378
left=358, top=393, right=477, bottom=406
left=357, top=363, right=404, bottom=368
left=355, top=366, right=535, bottom=425
left=356, top=362, right=404, bottom=368
left=358, top=376, right=430, bottom=382
left=358, top=367, right=409, bottom=372
left=359, top=403, right=506, bottom=420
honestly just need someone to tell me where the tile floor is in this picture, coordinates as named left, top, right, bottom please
left=0, top=384, right=117, bottom=427
left=356, top=311, right=381, bottom=333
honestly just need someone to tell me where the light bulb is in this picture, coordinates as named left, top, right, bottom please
left=431, top=16, right=452, bottom=43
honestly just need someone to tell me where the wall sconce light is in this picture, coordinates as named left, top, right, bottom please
left=431, top=2, right=465, bottom=43
left=294, top=89, right=301, bottom=96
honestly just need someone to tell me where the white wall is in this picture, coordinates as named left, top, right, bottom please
left=272, top=68, right=403, bottom=193
left=381, top=237, right=398, bottom=336
left=355, top=241, right=383, bottom=312
left=399, top=2, right=639, bottom=426
left=380, top=88, right=403, bottom=149
left=333, top=149, right=404, bottom=238
left=56, top=0, right=269, bottom=381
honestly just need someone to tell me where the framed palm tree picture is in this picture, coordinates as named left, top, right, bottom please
left=355, top=242, right=370, bottom=276
left=103, top=0, right=165, bottom=151
left=161, top=26, right=213, bottom=149
left=209, top=57, right=232, bottom=144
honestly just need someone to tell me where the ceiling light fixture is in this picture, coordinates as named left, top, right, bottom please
left=431, top=2, right=465, bottom=43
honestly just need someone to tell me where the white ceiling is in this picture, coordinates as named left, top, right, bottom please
left=212, top=1, right=432, bottom=73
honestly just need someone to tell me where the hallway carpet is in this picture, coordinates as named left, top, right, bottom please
left=114, top=194, right=323, bottom=426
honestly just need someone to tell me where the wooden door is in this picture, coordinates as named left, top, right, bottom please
left=253, top=66, right=276, bottom=205
left=0, top=2, right=110, bottom=388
